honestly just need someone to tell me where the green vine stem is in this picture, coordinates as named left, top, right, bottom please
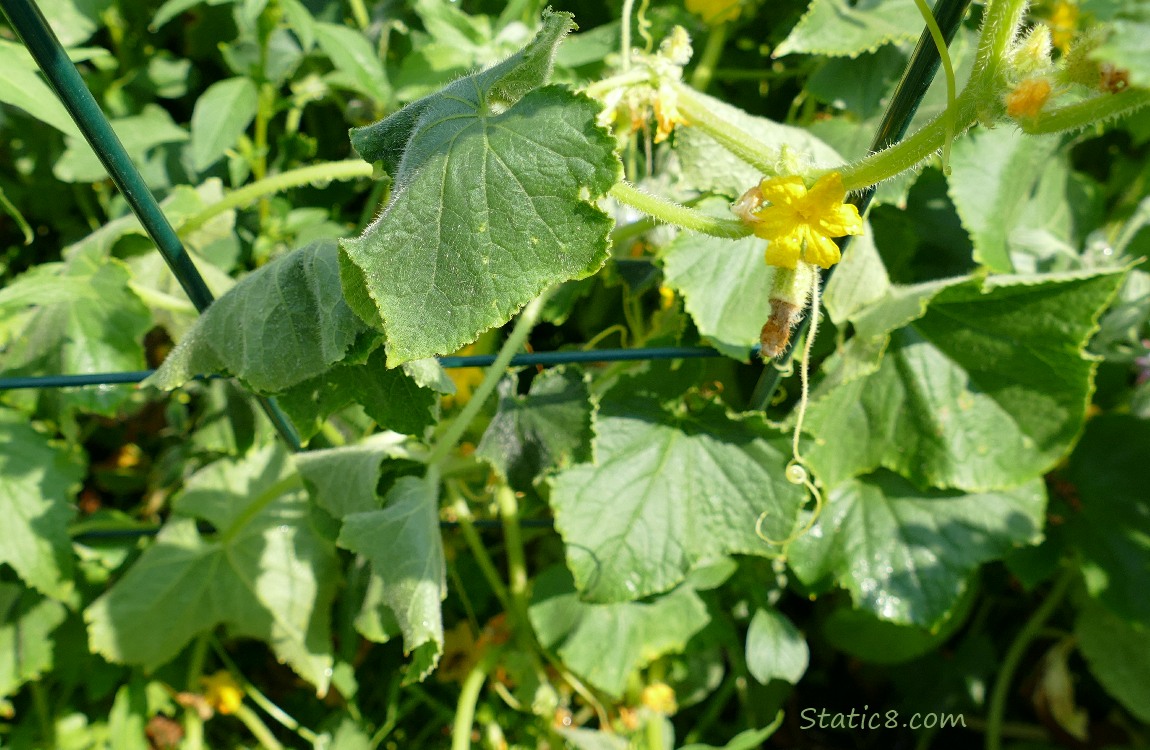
left=495, top=484, right=532, bottom=630
left=609, top=182, right=750, bottom=238
left=912, top=0, right=957, bottom=172
left=672, top=84, right=778, bottom=175
left=985, top=566, right=1075, bottom=750
left=176, top=159, right=374, bottom=237
left=210, top=637, right=319, bottom=744
left=184, top=632, right=210, bottom=750
left=450, top=493, right=514, bottom=614
left=234, top=705, right=284, bottom=750
left=1021, top=88, right=1150, bottom=135
left=689, top=22, right=729, bottom=91
left=451, top=651, right=500, bottom=750
left=426, top=290, right=552, bottom=468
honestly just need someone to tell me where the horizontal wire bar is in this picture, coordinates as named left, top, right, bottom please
left=0, top=345, right=757, bottom=391
left=72, top=518, right=555, bottom=543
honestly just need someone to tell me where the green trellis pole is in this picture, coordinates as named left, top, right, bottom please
left=0, top=0, right=301, bottom=450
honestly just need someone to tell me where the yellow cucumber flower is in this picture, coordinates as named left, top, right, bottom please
left=737, top=172, right=863, bottom=269
left=201, top=671, right=244, bottom=716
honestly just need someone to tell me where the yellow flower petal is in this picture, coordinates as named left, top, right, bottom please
left=758, top=175, right=808, bottom=206
left=803, top=230, right=843, bottom=269
left=816, top=202, right=864, bottom=237
left=764, top=233, right=803, bottom=269
left=201, top=671, right=244, bottom=716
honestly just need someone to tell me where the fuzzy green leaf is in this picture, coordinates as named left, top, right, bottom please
left=276, top=346, right=440, bottom=443
left=338, top=477, right=445, bottom=682
left=0, top=246, right=152, bottom=417
left=788, top=471, right=1046, bottom=627
left=804, top=270, right=1125, bottom=491
left=476, top=368, right=593, bottom=489
left=85, top=446, right=338, bottom=693
left=0, top=584, right=68, bottom=699
left=0, top=411, right=83, bottom=600
left=774, top=0, right=922, bottom=58
left=149, top=240, right=368, bottom=393
left=550, top=395, right=805, bottom=602
left=528, top=566, right=710, bottom=698
left=340, top=11, right=620, bottom=365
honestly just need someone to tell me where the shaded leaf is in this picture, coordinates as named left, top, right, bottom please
left=804, top=270, right=1126, bottom=491
left=476, top=367, right=593, bottom=489
left=788, top=471, right=1046, bottom=627
left=149, top=240, right=367, bottom=393
left=276, top=346, right=439, bottom=443
left=528, top=566, right=710, bottom=698
left=1063, top=415, right=1150, bottom=625
left=338, top=477, right=445, bottom=682
left=0, top=584, right=68, bottom=698
left=745, top=608, right=809, bottom=685
left=550, top=394, right=805, bottom=602
left=85, top=446, right=338, bottom=693
left=1076, top=599, right=1150, bottom=723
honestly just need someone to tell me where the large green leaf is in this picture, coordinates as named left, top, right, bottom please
left=149, top=240, right=367, bottom=394
left=528, top=566, right=710, bottom=698
left=947, top=128, right=1063, bottom=273
left=0, top=245, right=152, bottom=417
left=1076, top=599, right=1150, bottom=723
left=660, top=204, right=774, bottom=361
left=774, top=0, right=922, bottom=58
left=338, top=477, right=445, bottom=682
left=788, top=471, right=1046, bottom=627
left=476, top=368, right=593, bottom=490
left=0, top=410, right=84, bottom=601
left=0, top=584, right=68, bottom=699
left=803, top=270, right=1125, bottom=491
left=550, top=394, right=806, bottom=602
left=85, top=446, right=338, bottom=693
left=1063, top=415, right=1150, bottom=625
left=340, top=11, right=620, bottom=365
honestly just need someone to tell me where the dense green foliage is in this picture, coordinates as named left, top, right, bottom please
left=2, top=0, right=1150, bottom=748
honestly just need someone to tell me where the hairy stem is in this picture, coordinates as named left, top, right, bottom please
left=177, top=160, right=374, bottom=237
left=426, top=291, right=551, bottom=468
left=609, top=182, right=749, bottom=238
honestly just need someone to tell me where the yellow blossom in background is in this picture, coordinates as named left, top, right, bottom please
left=443, top=344, right=485, bottom=408
left=201, top=671, right=243, bottom=715
left=641, top=682, right=678, bottom=715
left=738, top=172, right=863, bottom=269
left=686, top=0, right=742, bottom=24
left=1006, top=77, right=1053, bottom=118
left=658, top=286, right=676, bottom=310
left=1049, top=0, right=1078, bottom=52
